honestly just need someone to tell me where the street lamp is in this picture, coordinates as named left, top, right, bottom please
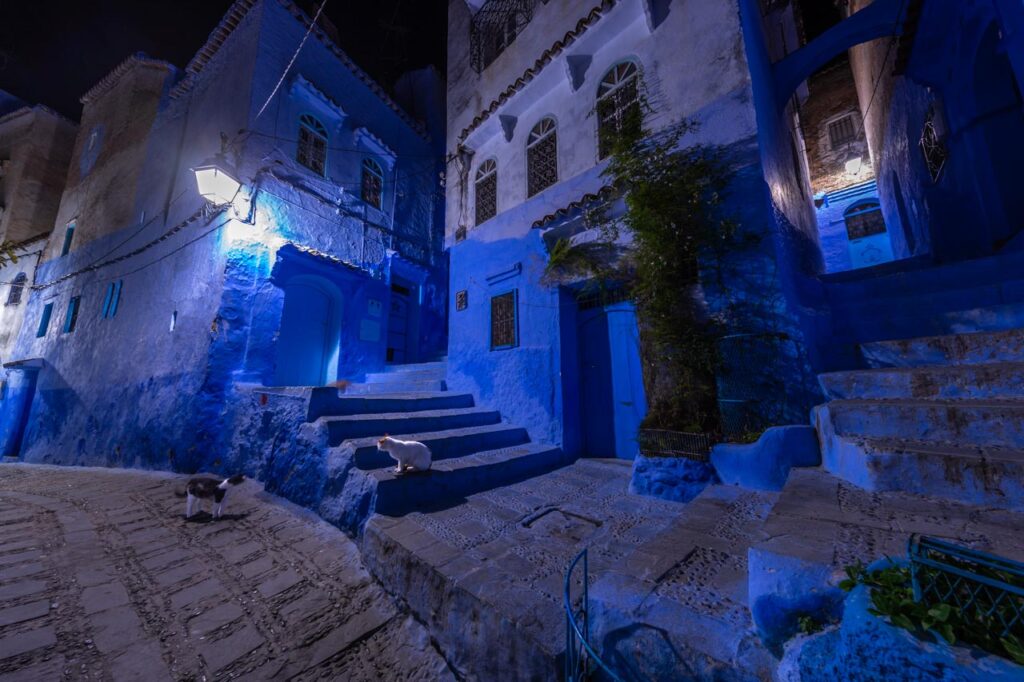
left=192, top=154, right=241, bottom=205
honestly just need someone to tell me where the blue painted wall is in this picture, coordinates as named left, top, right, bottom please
left=2, top=0, right=446, bottom=472
left=815, top=180, right=895, bottom=273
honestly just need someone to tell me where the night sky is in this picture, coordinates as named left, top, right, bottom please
left=0, top=0, right=447, bottom=120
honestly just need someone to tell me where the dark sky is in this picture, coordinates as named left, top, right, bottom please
left=0, top=0, right=447, bottom=120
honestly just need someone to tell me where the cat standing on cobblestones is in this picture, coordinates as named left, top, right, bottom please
left=175, top=474, right=245, bottom=519
left=377, top=435, right=432, bottom=474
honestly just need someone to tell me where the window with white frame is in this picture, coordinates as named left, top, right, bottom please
left=297, top=114, right=328, bottom=175
left=475, top=159, right=498, bottom=225
left=597, top=61, right=642, bottom=159
left=527, top=118, right=558, bottom=197
left=361, top=158, right=384, bottom=209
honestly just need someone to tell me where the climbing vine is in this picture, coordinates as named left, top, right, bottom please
left=543, top=115, right=740, bottom=432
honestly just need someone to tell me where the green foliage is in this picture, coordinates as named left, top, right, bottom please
left=797, top=614, right=824, bottom=635
left=0, top=242, right=19, bottom=268
left=840, top=561, right=1024, bottom=665
left=542, top=114, right=740, bottom=432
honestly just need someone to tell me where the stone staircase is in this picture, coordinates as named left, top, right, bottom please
left=266, top=359, right=571, bottom=535
left=813, top=328, right=1024, bottom=509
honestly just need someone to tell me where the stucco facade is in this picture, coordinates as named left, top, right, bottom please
left=0, top=0, right=446, bottom=469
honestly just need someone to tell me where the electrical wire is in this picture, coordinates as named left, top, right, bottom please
left=255, top=0, right=329, bottom=121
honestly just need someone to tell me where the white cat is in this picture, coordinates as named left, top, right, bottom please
left=377, top=435, right=432, bottom=474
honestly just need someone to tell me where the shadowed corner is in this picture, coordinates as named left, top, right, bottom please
left=182, top=512, right=251, bottom=523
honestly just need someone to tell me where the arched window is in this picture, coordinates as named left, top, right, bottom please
left=297, top=114, right=327, bottom=175
left=475, top=159, right=497, bottom=225
left=844, top=200, right=886, bottom=241
left=361, top=158, right=384, bottom=209
left=6, top=273, right=26, bottom=306
left=596, top=61, right=641, bottom=159
left=527, top=118, right=558, bottom=197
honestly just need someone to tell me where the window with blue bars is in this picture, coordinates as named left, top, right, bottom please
left=63, top=296, right=80, bottom=333
left=101, top=280, right=122, bottom=319
left=490, top=289, right=518, bottom=350
left=36, top=303, right=54, bottom=338
left=60, top=221, right=76, bottom=256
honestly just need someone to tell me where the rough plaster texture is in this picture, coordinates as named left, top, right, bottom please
left=628, top=454, right=716, bottom=503
left=710, top=425, right=820, bottom=491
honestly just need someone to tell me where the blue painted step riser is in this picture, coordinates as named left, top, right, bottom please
left=345, top=381, right=446, bottom=394
left=827, top=403, right=1024, bottom=449
left=383, top=361, right=447, bottom=374
left=353, top=428, right=530, bottom=469
left=307, top=393, right=474, bottom=420
left=365, top=370, right=447, bottom=384
left=373, top=449, right=566, bottom=515
left=326, top=411, right=501, bottom=444
left=819, top=365, right=1024, bottom=401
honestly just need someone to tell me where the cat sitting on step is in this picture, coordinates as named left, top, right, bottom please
left=377, top=435, right=432, bottom=474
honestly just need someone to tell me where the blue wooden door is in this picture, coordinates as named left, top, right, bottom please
left=577, top=302, right=647, bottom=459
left=275, top=281, right=334, bottom=386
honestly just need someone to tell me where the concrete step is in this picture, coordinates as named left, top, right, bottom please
left=818, top=361, right=1024, bottom=401
left=322, top=408, right=501, bottom=444
left=344, top=379, right=446, bottom=394
left=365, top=368, right=447, bottom=384
left=342, top=423, right=532, bottom=470
left=369, top=442, right=570, bottom=516
left=306, top=390, right=474, bottom=421
left=819, top=398, right=1024, bottom=449
left=860, top=328, right=1024, bottom=368
left=747, top=468, right=1024, bottom=647
left=815, top=423, right=1024, bottom=508
left=383, top=360, right=447, bottom=374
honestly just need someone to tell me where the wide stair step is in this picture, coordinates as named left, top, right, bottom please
left=365, top=368, right=447, bottom=384
left=382, top=359, right=447, bottom=374
left=818, top=398, right=1024, bottom=450
left=818, top=361, right=1024, bottom=400
left=323, top=407, right=501, bottom=444
left=861, top=328, right=1024, bottom=368
left=307, top=390, right=474, bottom=421
left=344, top=379, right=447, bottom=394
left=370, top=442, right=570, bottom=515
left=343, top=423, right=532, bottom=470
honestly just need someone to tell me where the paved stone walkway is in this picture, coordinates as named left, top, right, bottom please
left=0, top=463, right=454, bottom=681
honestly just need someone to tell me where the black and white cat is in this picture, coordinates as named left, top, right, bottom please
left=175, top=474, right=245, bottom=519
left=377, top=435, right=432, bottom=474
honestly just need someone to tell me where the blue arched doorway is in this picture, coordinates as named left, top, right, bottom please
left=275, top=275, right=342, bottom=386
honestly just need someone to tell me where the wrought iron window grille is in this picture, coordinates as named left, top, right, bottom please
left=297, top=114, right=328, bottom=176
left=844, top=200, right=886, bottom=240
left=527, top=118, right=558, bottom=197
left=361, top=158, right=384, bottom=209
left=5, top=272, right=26, bottom=306
left=475, top=159, right=498, bottom=225
left=828, top=115, right=857, bottom=148
left=920, top=112, right=948, bottom=182
left=470, top=0, right=541, bottom=73
left=490, top=289, right=518, bottom=350
left=597, top=62, right=642, bottom=159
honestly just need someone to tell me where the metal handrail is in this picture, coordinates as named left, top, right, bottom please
left=564, top=549, right=625, bottom=682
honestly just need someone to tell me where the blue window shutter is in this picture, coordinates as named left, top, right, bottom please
left=63, top=296, right=80, bottom=333
left=36, top=303, right=53, bottom=337
left=60, top=224, right=75, bottom=257
left=110, top=280, right=122, bottom=317
left=101, top=283, right=113, bottom=318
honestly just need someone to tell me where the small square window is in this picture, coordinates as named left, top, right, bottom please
left=827, top=116, right=857, bottom=148
left=36, top=303, right=53, bottom=337
left=490, top=290, right=518, bottom=350
left=63, top=296, right=80, bottom=334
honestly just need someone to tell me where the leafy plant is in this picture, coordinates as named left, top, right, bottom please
left=840, top=561, right=1024, bottom=665
left=542, top=112, right=741, bottom=433
left=797, top=614, right=824, bottom=635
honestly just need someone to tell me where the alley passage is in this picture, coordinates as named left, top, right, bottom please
left=0, top=463, right=453, bottom=681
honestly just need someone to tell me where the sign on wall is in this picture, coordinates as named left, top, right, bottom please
left=456, top=290, right=468, bottom=311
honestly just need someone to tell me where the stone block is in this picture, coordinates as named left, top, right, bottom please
left=711, top=425, right=821, bottom=491
left=628, top=454, right=716, bottom=503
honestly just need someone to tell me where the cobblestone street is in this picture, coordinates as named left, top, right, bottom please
left=0, top=463, right=454, bottom=681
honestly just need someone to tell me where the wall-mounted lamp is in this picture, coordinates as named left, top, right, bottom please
left=192, top=154, right=241, bottom=206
